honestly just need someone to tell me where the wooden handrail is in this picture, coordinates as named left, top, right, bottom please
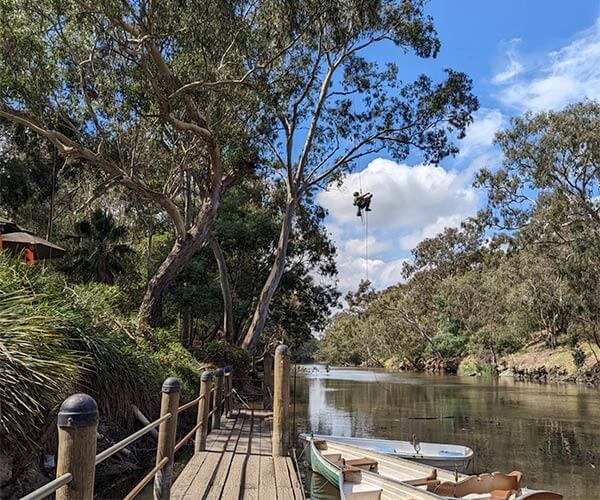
left=20, top=473, right=72, bottom=500
left=178, top=394, right=203, bottom=413
left=23, top=367, right=237, bottom=500
left=95, top=413, right=171, bottom=465
left=174, top=419, right=205, bottom=452
left=123, top=456, right=168, bottom=500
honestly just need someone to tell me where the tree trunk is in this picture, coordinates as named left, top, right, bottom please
left=208, top=235, right=235, bottom=343
left=241, top=198, right=296, bottom=351
left=181, top=307, right=192, bottom=347
left=138, top=228, right=207, bottom=328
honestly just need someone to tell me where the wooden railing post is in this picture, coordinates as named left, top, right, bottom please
left=272, top=344, right=290, bottom=457
left=195, top=371, right=212, bottom=452
left=224, top=365, right=233, bottom=418
left=263, top=352, right=273, bottom=409
left=212, top=368, right=224, bottom=430
left=154, top=377, right=180, bottom=500
left=56, top=393, right=99, bottom=500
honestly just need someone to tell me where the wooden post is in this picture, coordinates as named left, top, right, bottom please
left=224, top=365, right=233, bottom=418
left=195, top=371, right=212, bottom=452
left=263, top=352, right=273, bottom=409
left=56, top=393, right=99, bottom=500
left=212, top=368, right=224, bottom=430
left=154, top=377, right=180, bottom=500
left=272, top=344, right=290, bottom=457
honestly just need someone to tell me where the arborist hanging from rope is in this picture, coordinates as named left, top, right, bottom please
left=353, top=191, right=373, bottom=217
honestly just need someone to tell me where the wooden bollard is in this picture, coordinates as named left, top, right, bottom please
left=154, top=377, right=180, bottom=500
left=272, top=344, right=290, bottom=457
left=56, top=393, right=99, bottom=500
left=224, top=365, right=233, bottom=418
left=195, top=371, right=212, bottom=452
left=263, top=352, right=273, bottom=409
left=212, top=368, right=224, bottom=430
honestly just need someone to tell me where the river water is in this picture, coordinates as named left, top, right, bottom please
left=292, top=365, right=600, bottom=499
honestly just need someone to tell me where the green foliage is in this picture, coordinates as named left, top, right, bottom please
left=150, top=328, right=203, bottom=400
left=195, top=340, right=251, bottom=375
left=0, top=254, right=197, bottom=461
left=0, top=288, right=79, bottom=455
left=61, top=209, right=136, bottom=285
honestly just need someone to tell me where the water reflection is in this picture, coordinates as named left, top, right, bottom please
left=295, top=365, right=600, bottom=500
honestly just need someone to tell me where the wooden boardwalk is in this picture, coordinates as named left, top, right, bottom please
left=172, top=409, right=304, bottom=499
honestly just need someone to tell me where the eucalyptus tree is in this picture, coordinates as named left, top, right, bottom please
left=0, top=0, right=268, bottom=328
left=238, top=0, right=478, bottom=350
left=477, top=102, right=600, bottom=349
left=0, top=0, right=477, bottom=342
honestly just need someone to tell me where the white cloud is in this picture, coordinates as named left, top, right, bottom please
left=399, top=214, right=464, bottom=250
left=343, top=236, right=389, bottom=257
left=318, top=158, right=478, bottom=229
left=459, top=108, right=505, bottom=158
left=334, top=253, right=407, bottom=295
left=492, top=38, right=524, bottom=84
left=497, top=19, right=600, bottom=112
left=319, top=158, right=480, bottom=294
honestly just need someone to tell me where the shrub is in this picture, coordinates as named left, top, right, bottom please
left=0, top=255, right=164, bottom=459
left=151, top=328, right=203, bottom=401
left=195, top=340, right=251, bottom=375
left=571, top=347, right=586, bottom=369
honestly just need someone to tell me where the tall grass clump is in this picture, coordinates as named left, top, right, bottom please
left=0, top=290, right=79, bottom=454
left=0, top=254, right=173, bottom=462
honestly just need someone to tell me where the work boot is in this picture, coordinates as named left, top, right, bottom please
left=366, top=208, right=372, bottom=212
left=357, top=209, right=362, bottom=216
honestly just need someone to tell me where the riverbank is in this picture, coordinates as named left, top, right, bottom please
left=500, top=342, right=600, bottom=385
left=323, top=341, right=600, bottom=386
left=456, top=342, right=600, bottom=385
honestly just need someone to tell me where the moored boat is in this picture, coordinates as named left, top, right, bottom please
left=303, top=433, right=474, bottom=471
left=309, top=436, right=563, bottom=500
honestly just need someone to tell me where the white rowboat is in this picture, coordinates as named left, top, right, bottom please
left=308, top=436, right=563, bottom=500
left=303, top=433, right=474, bottom=471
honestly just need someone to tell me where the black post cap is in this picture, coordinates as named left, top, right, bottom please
left=223, top=366, right=232, bottom=374
left=201, top=371, right=213, bottom=382
left=215, top=368, right=224, bottom=377
left=275, top=344, right=289, bottom=357
left=162, top=377, right=181, bottom=393
left=57, top=393, right=99, bottom=428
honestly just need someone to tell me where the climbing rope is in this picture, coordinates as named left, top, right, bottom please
left=365, top=209, right=369, bottom=282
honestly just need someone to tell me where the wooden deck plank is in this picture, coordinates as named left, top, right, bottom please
left=174, top=406, right=304, bottom=500
left=184, top=451, right=222, bottom=498
left=274, top=457, right=295, bottom=500
left=241, top=410, right=260, bottom=499
left=258, top=456, right=277, bottom=499
left=220, top=453, right=246, bottom=499
left=206, top=414, right=245, bottom=499
left=286, top=457, right=305, bottom=499
left=171, top=453, right=205, bottom=499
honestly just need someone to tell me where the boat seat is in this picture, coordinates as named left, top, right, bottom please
left=434, top=471, right=523, bottom=498
left=313, top=438, right=328, bottom=450
left=323, top=452, right=342, bottom=464
left=346, top=457, right=379, bottom=472
left=342, top=465, right=363, bottom=484
left=343, top=482, right=383, bottom=500
left=404, top=468, right=440, bottom=491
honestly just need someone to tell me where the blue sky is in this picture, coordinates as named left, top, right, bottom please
left=317, top=0, right=600, bottom=294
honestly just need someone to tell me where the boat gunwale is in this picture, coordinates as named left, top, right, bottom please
left=303, top=433, right=474, bottom=460
left=310, top=437, right=445, bottom=499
